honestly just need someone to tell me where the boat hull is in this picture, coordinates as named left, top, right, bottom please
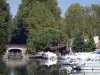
left=80, top=66, right=100, bottom=70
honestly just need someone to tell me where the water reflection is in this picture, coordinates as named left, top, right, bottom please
left=0, top=59, right=100, bottom=75
left=39, top=59, right=57, bottom=66
left=60, top=64, right=72, bottom=74
left=4, top=59, right=28, bottom=68
left=0, top=60, right=10, bottom=75
left=27, top=59, right=61, bottom=75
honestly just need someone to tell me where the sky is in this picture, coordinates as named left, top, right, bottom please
left=7, top=0, right=100, bottom=18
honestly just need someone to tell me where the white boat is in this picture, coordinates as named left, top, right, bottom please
left=70, top=70, right=100, bottom=75
left=60, top=52, right=100, bottom=70
left=81, top=69, right=100, bottom=73
left=64, top=52, right=100, bottom=70
left=74, top=57, right=100, bottom=70
left=42, top=51, right=57, bottom=60
left=60, top=53, right=77, bottom=60
left=60, top=53, right=88, bottom=65
left=60, top=59, right=71, bottom=65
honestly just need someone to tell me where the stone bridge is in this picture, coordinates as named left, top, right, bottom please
left=5, top=44, right=27, bottom=58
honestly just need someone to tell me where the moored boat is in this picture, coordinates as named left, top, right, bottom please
left=74, top=57, right=100, bottom=70
left=42, top=51, right=57, bottom=60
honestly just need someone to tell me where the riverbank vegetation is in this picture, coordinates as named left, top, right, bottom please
left=0, top=0, right=100, bottom=55
left=0, top=0, right=11, bottom=56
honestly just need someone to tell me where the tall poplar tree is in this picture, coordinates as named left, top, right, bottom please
left=65, top=3, right=85, bottom=38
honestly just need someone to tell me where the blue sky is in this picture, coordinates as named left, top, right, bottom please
left=7, top=0, right=100, bottom=17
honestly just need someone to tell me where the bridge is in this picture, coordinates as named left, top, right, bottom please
left=5, top=44, right=27, bottom=59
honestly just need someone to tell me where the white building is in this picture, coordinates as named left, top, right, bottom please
left=93, top=36, right=99, bottom=48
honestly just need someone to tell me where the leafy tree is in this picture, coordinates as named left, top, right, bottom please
left=83, top=6, right=98, bottom=37
left=91, top=4, right=100, bottom=37
left=65, top=3, right=85, bottom=38
left=27, top=1, right=56, bottom=30
left=84, top=35, right=95, bottom=52
left=27, top=27, right=66, bottom=52
left=72, top=34, right=85, bottom=52
left=57, top=17, right=67, bottom=32
left=81, top=4, right=100, bottom=37
left=11, top=0, right=61, bottom=44
left=65, top=4, right=100, bottom=51
left=0, top=0, right=11, bottom=56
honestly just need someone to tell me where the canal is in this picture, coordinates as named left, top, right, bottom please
left=0, top=59, right=100, bottom=75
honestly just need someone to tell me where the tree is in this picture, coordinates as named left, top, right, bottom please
left=11, top=0, right=61, bottom=44
left=65, top=4, right=100, bottom=51
left=82, top=4, right=100, bottom=37
left=65, top=3, right=85, bottom=38
left=83, top=6, right=98, bottom=37
left=27, top=1, right=56, bottom=30
left=0, top=0, right=11, bottom=56
left=72, top=34, right=85, bottom=52
left=27, top=27, right=66, bottom=52
left=91, top=4, right=100, bottom=37
left=84, top=35, right=95, bottom=52
left=57, top=17, right=67, bottom=32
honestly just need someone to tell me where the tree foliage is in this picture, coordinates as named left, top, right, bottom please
left=65, top=4, right=100, bottom=52
left=91, top=4, right=100, bottom=36
left=65, top=4, right=100, bottom=38
left=65, top=3, right=85, bottom=38
left=11, top=0, right=61, bottom=44
left=85, top=35, right=95, bottom=52
left=72, top=34, right=85, bottom=52
left=0, top=0, right=11, bottom=55
left=27, top=27, right=66, bottom=52
left=27, top=1, right=56, bottom=30
left=10, top=2, right=100, bottom=52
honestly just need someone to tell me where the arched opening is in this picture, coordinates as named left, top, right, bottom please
left=8, top=49, right=23, bottom=59
left=9, top=49, right=22, bottom=53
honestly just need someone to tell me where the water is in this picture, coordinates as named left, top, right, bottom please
left=0, top=59, right=100, bottom=75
